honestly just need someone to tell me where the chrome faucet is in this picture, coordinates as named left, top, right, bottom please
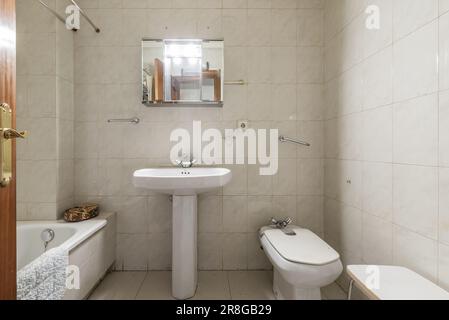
left=176, top=156, right=197, bottom=168
left=270, top=217, right=296, bottom=236
left=271, top=217, right=292, bottom=229
left=41, top=228, right=55, bottom=251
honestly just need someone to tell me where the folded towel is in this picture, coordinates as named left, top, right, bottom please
left=17, top=247, right=69, bottom=300
left=64, top=203, right=99, bottom=222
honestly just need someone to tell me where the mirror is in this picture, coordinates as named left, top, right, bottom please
left=142, top=39, right=224, bottom=106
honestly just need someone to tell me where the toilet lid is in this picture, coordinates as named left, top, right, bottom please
left=262, top=226, right=340, bottom=266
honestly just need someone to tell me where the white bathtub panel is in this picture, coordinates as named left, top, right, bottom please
left=17, top=213, right=116, bottom=300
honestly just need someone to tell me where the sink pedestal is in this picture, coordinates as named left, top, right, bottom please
left=133, top=167, right=232, bottom=300
left=172, top=195, right=198, bottom=300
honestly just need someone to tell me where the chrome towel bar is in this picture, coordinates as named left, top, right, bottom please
left=279, top=135, right=311, bottom=147
left=107, top=118, right=140, bottom=124
left=224, top=80, right=246, bottom=85
left=221, top=134, right=311, bottom=147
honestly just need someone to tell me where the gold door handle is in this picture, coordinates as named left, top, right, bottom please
left=2, top=128, right=27, bottom=140
left=1, top=103, right=27, bottom=188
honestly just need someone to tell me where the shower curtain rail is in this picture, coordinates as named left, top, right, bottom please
left=36, top=0, right=100, bottom=33
left=70, top=0, right=101, bottom=33
left=36, top=0, right=72, bottom=29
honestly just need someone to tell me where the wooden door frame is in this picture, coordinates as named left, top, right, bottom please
left=0, top=0, right=17, bottom=300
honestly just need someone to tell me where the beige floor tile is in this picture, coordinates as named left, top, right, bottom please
left=88, top=272, right=146, bottom=300
left=228, top=271, right=275, bottom=300
left=191, top=271, right=231, bottom=300
left=321, top=282, right=347, bottom=300
left=91, top=271, right=279, bottom=300
left=136, top=271, right=174, bottom=300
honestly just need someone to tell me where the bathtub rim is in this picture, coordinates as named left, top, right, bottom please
left=17, top=218, right=107, bottom=254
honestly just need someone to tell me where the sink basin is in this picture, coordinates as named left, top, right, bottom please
left=133, top=167, right=232, bottom=195
left=133, top=167, right=232, bottom=300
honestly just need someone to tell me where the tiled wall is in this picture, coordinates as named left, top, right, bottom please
left=15, top=0, right=449, bottom=287
left=72, top=0, right=325, bottom=271
left=16, top=0, right=74, bottom=220
left=323, top=0, right=449, bottom=291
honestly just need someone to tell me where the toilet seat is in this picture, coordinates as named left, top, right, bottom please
left=261, top=226, right=340, bottom=266
left=260, top=225, right=343, bottom=299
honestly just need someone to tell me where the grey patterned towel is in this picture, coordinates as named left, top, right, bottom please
left=17, top=247, right=69, bottom=300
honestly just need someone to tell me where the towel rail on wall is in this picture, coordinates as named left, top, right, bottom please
left=224, top=80, right=246, bottom=85
left=222, top=134, right=311, bottom=147
left=279, top=135, right=311, bottom=147
left=107, top=118, right=140, bottom=124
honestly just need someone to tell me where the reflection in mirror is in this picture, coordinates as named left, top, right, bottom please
left=142, top=39, right=224, bottom=106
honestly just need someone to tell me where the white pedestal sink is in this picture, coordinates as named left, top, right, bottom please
left=133, top=167, right=232, bottom=299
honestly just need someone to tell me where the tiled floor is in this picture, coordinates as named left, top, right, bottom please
left=88, top=271, right=347, bottom=300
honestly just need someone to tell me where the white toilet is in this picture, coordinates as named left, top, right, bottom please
left=260, top=225, right=343, bottom=300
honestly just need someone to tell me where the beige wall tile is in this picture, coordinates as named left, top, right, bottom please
left=248, top=0, right=271, bottom=8
left=440, top=12, right=449, bottom=91
left=223, top=9, right=248, bottom=45
left=148, top=233, right=172, bottom=270
left=273, top=159, right=297, bottom=195
left=271, top=9, right=297, bottom=46
left=362, top=106, right=392, bottom=162
left=439, top=243, right=449, bottom=291
left=441, top=0, right=449, bottom=15
left=439, top=168, right=449, bottom=245
left=247, top=47, right=272, bottom=83
left=393, top=0, right=438, bottom=41
left=297, top=158, right=323, bottom=196
left=247, top=196, right=273, bottom=231
left=198, top=233, right=223, bottom=270
left=223, top=0, right=247, bottom=8
left=297, top=9, right=323, bottom=46
left=297, top=84, right=324, bottom=120
left=337, top=113, right=362, bottom=160
left=393, top=226, right=438, bottom=282
left=362, top=213, right=393, bottom=265
left=17, top=160, right=58, bottom=203
left=198, top=195, right=224, bottom=232
left=337, top=64, right=363, bottom=116
left=248, top=9, right=272, bottom=46
left=393, top=164, right=438, bottom=239
left=362, top=162, right=393, bottom=221
left=362, top=47, right=393, bottom=110
left=223, top=196, right=248, bottom=232
left=296, top=195, right=323, bottom=234
left=393, top=94, right=439, bottom=166
left=298, top=0, right=323, bottom=9
left=297, top=46, right=323, bottom=83
left=116, top=234, right=149, bottom=271
left=116, top=197, right=149, bottom=233
left=393, top=21, right=438, bottom=102
left=223, top=233, right=248, bottom=270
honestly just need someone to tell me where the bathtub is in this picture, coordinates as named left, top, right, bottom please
left=17, top=212, right=116, bottom=300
